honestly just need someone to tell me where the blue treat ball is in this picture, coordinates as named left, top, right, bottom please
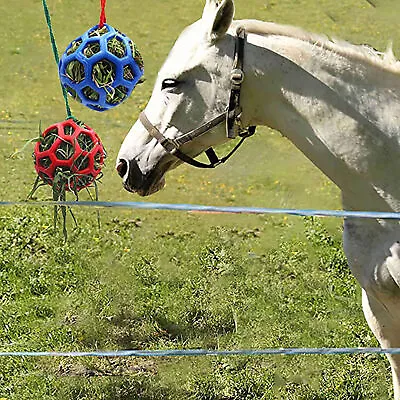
left=59, top=24, right=144, bottom=112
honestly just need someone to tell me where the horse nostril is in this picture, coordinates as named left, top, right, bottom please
left=116, top=159, right=128, bottom=178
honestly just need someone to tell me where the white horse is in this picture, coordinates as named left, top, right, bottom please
left=117, top=0, right=400, bottom=397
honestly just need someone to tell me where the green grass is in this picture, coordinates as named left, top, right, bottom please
left=0, top=0, right=399, bottom=398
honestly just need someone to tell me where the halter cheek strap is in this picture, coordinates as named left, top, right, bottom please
left=139, top=112, right=226, bottom=168
left=227, top=26, right=246, bottom=139
left=139, top=26, right=256, bottom=169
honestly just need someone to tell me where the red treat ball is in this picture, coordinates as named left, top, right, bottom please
left=34, top=119, right=105, bottom=192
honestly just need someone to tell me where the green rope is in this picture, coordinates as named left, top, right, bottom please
left=42, top=0, right=75, bottom=120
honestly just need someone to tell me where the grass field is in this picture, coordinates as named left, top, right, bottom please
left=1, top=0, right=399, bottom=398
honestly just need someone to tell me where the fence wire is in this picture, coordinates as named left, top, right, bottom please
left=1, top=200, right=400, bottom=220
left=0, top=347, right=399, bottom=358
left=1, top=199, right=398, bottom=358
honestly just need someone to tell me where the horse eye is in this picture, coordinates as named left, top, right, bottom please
left=161, top=78, right=179, bottom=90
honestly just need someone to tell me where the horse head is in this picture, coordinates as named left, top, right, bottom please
left=117, top=0, right=239, bottom=196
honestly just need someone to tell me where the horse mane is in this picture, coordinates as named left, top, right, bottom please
left=232, top=19, right=400, bottom=74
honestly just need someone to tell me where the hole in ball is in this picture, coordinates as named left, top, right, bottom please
left=83, top=41, right=101, bottom=58
left=107, top=37, right=126, bottom=58
left=82, top=86, right=100, bottom=102
left=123, top=65, right=134, bottom=81
left=63, top=124, right=75, bottom=136
left=92, top=59, right=116, bottom=88
left=39, top=156, right=52, bottom=169
left=66, top=60, right=85, bottom=84
left=129, top=40, right=144, bottom=71
left=66, top=39, right=83, bottom=55
left=55, top=141, right=74, bottom=160
left=94, top=151, right=104, bottom=171
left=74, top=154, right=90, bottom=171
left=77, top=133, right=95, bottom=152
left=88, top=26, right=109, bottom=37
left=107, top=85, right=128, bottom=105
left=39, top=129, right=58, bottom=152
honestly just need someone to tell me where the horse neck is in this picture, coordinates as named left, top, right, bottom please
left=241, top=30, right=400, bottom=212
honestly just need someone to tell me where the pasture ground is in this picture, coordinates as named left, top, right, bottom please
left=1, top=0, right=399, bottom=398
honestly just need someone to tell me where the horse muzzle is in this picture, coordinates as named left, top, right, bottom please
left=116, top=158, right=166, bottom=196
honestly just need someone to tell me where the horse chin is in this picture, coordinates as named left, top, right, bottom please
left=124, top=175, right=166, bottom=197
left=137, top=176, right=166, bottom=196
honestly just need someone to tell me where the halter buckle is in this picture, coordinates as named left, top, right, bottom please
left=160, top=138, right=179, bottom=153
left=230, top=69, right=244, bottom=85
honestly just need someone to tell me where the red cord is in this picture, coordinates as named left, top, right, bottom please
left=99, top=0, right=107, bottom=27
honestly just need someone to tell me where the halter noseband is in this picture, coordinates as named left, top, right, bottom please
left=139, top=26, right=256, bottom=169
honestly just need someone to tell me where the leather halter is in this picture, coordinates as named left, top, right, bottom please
left=139, top=26, right=256, bottom=169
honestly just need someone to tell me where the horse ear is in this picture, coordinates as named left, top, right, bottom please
left=202, top=0, right=235, bottom=42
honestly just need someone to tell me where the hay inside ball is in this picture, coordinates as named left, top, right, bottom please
left=59, top=24, right=144, bottom=112
left=33, top=119, right=106, bottom=192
